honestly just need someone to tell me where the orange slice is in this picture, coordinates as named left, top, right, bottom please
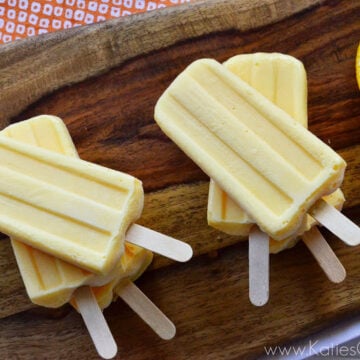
left=356, top=42, right=360, bottom=90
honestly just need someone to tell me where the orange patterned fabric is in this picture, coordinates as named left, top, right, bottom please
left=0, top=0, right=191, bottom=44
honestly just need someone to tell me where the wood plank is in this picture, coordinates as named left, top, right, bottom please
left=0, top=143, right=358, bottom=318
left=0, top=0, right=323, bottom=128
left=0, top=0, right=359, bottom=358
left=1, top=220, right=360, bottom=359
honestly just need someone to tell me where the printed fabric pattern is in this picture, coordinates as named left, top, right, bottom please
left=0, top=0, right=191, bottom=43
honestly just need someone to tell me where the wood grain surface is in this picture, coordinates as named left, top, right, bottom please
left=0, top=0, right=360, bottom=359
left=0, top=0, right=324, bottom=127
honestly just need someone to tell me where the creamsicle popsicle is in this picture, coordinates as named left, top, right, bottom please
left=85, top=243, right=153, bottom=310
left=0, top=129, right=144, bottom=275
left=154, top=59, right=346, bottom=241
left=89, top=243, right=176, bottom=340
left=207, top=53, right=345, bottom=253
left=73, top=242, right=175, bottom=340
left=0, top=117, right=192, bottom=266
left=1, top=115, right=150, bottom=307
left=1, top=116, right=126, bottom=358
left=3, top=116, right=175, bottom=340
left=208, top=53, right=307, bottom=244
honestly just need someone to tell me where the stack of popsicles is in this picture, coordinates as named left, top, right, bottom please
left=0, top=115, right=193, bottom=359
left=154, top=53, right=360, bottom=306
left=1, top=53, right=359, bottom=358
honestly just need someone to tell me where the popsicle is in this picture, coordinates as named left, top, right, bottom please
left=2, top=118, right=108, bottom=304
left=206, top=54, right=346, bottom=305
left=1, top=116, right=136, bottom=358
left=79, top=242, right=176, bottom=340
left=208, top=53, right=310, bottom=249
left=208, top=53, right=346, bottom=254
left=2, top=115, right=175, bottom=342
left=154, top=58, right=346, bottom=242
left=0, top=135, right=143, bottom=275
left=88, top=242, right=153, bottom=309
left=0, top=124, right=192, bottom=273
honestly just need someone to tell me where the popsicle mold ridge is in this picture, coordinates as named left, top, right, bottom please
left=154, top=59, right=346, bottom=241
left=1, top=115, right=152, bottom=307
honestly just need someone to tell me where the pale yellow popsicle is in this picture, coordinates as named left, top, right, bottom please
left=88, top=243, right=153, bottom=310
left=207, top=53, right=345, bottom=253
left=0, top=118, right=144, bottom=275
left=2, top=115, right=152, bottom=308
left=154, top=59, right=346, bottom=241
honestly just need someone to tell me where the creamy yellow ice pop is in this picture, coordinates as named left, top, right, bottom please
left=1, top=115, right=151, bottom=307
left=3, top=116, right=175, bottom=342
left=83, top=242, right=175, bottom=340
left=3, top=116, right=175, bottom=341
left=207, top=53, right=345, bottom=253
left=87, top=243, right=153, bottom=310
left=154, top=59, right=346, bottom=241
left=0, top=127, right=143, bottom=275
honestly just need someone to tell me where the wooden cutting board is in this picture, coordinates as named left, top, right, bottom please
left=0, top=0, right=359, bottom=358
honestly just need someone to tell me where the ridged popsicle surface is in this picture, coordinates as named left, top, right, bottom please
left=207, top=53, right=345, bottom=252
left=2, top=116, right=151, bottom=307
left=0, top=135, right=143, bottom=273
left=155, top=59, right=345, bottom=240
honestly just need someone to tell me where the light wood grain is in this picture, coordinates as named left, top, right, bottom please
left=303, top=226, right=347, bottom=283
left=126, top=224, right=193, bottom=262
left=74, top=287, right=118, bottom=359
left=310, top=199, right=360, bottom=246
left=118, top=280, right=176, bottom=340
left=249, top=227, right=269, bottom=306
left=0, top=0, right=359, bottom=358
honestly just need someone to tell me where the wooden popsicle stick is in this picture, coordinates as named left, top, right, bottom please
left=302, top=226, right=346, bottom=283
left=248, top=226, right=269, bottom=307
left=309, top=199, right=360, bottom=246
left=126, top=224, right=193, bottom=262
left=74, top=287, right=118, bottom=360
left=118, top=280, right=176, bottom=340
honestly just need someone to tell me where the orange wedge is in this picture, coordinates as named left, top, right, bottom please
left=356, top=42, right=360, bottom=90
